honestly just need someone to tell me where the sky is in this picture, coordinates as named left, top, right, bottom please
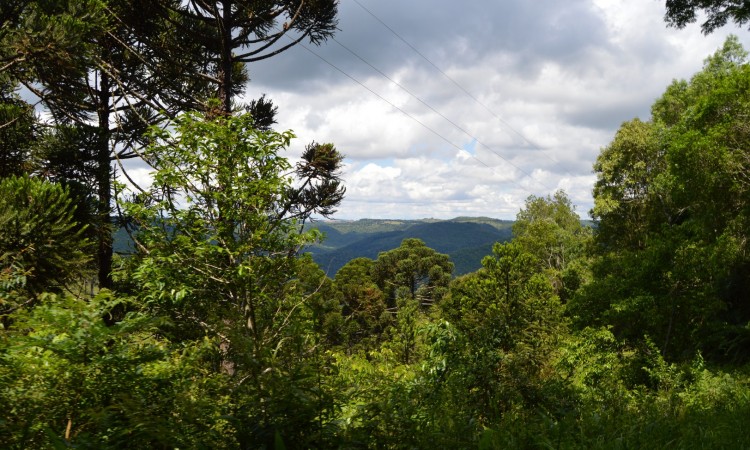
left=114, top=1, right=750, bottom=221
left=233, top=0, right=750, bottom=221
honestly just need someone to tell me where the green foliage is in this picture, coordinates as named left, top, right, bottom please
left=513, top=190, right=592, bottom=299
left=5, top=14, right=750, bottom=450
left=333, top=257, right=389, bottom=352
left=332, top=347, right=424, bottom=447
left=291, top=254, right=344, bottom=349
left=438, top=242, right=569, bottom=428
left=0, top=90, right=37, bottom=177
left=3, top=0, right=225, bottom=289
left=665, top=0, right=750, bottom=34
left=0, top=292, right=221, bottom=448
left=121, top=111, right=345, bottom=447
left=124, top=111, right=342, bottom=322
left=0, top=0, right=108, bottom=90
left=0, top=176, right=91, bottom=304
left=580, top=37, right=750, bottom=362
left=383, top=296, right=424, bottom=365
left=475, top=329, right=750, bottom=448
left=372, top=238, right=453, bottom=308
left=591, top=118, right=670, bottom=250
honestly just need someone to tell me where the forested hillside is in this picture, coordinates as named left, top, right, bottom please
left=113, top=218, right=514, bottom=276
left=2, top=2, right=750, bottom=448
left=307, top=218, right=514, bottom=275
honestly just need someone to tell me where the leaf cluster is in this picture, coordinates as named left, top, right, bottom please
left=666, top=0, right=750, bottom=34
left=0, top=175, right=91, bottom=304
left=580, top=35, right=750, bottom=361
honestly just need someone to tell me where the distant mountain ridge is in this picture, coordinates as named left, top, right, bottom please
left=114, top=217, right=516, bottom=277
left=305, top=217, right=514, bottom=276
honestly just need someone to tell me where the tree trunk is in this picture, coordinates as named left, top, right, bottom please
left=219, top=0, right=234, bottom=115
left=96, top=70, right=113, bottom=290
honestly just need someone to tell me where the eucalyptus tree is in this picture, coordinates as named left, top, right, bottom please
left=512, top=191, right=592, bottom=301
left=513, top=192, right=589, bottom=269
left=591, top=118, right=669, bottom=251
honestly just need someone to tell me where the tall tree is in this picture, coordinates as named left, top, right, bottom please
left=165, top=0, right=338, bottom=115
left=438, top=242, right=566, bottom=427
left=1, top=0, right=212, bottom=289
left=513, top=190, right=592, bottom=301
left=122, top=112, right=344, bottom=445
left=591, top=118, right=671, bottom=251
left=514, top=191, right=590, bottom=268
left=575, top=37, right=750, bottom=361
left=372, top=238, right=454, bottom=308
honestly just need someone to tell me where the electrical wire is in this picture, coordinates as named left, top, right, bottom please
left=330, top=35, right=554, bottom=192
left=351, top=0, right=563, bottom=167
left=293, top=40, right=555, bottom=198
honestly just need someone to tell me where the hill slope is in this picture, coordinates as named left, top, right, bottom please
left=306, top=218, right=513, bottom=276
left=113, top=217, right=515, bottom=277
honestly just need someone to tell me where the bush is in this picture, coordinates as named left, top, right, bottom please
left=0, top=175, right=91, bottom=303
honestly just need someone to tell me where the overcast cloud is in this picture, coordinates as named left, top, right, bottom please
left=240, top=0, right=750, bottom=220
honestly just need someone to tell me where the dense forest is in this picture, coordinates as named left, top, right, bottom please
left=293, top=218, right=514, bottom=276
left=2, top=1, right=750, bottom=448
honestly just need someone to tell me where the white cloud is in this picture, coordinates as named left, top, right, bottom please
left=243, top=0, right=750, bottom=220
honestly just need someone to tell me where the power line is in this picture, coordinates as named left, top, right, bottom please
left=351, top=0, right=562, bottom=167
left=341, top=198, right=477, bottom=205
left=293, top=39, right=557, bottom=198
left=292, top=40, right=486, bottom=163
left=330, top=36, right=554, bottom=192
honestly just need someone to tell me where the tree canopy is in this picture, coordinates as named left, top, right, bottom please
left=574, top=35, right=750, bottom=361
left=665, top=0, right=750, bottom=33
left=372, top=238, right=454, bottom=308
left=164, top=0, right=338, bottom=114
left=2, top=0, right=213, bottom=289
left=0, top=175, right=91, bottom=301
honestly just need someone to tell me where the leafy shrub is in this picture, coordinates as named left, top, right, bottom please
left=0, top=175, right=91, bottom=303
